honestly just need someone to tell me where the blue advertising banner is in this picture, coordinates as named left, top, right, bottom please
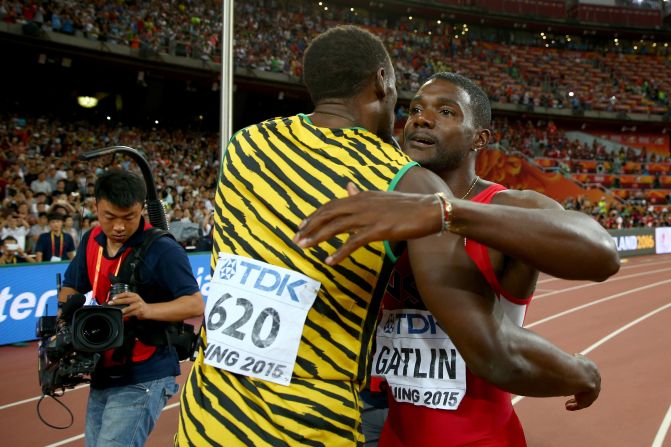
left=0, top=252, right=212, bottom=345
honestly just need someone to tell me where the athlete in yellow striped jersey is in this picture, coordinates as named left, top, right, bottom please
left=177, top=25, right=453, bottom=446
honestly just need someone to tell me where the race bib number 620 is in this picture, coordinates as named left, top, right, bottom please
left=203, top=254, right=320, bottom=386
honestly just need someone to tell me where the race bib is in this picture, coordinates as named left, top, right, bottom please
left=372, top=309, right=467, bottom=410
left=203, top=253, right=320, bottom=386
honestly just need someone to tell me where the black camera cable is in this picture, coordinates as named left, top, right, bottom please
left=36, top=390, right=76, bottom=430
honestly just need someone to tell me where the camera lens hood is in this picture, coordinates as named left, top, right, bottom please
left=71, top=306, right=124, bottom=352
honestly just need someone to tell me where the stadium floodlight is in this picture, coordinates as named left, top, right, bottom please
left=77, top=96, right=98, bottom=109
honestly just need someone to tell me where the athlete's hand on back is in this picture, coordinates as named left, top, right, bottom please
left=565, top=354, right=601, bottom=411
left=294, top=183, right=443, bottom=265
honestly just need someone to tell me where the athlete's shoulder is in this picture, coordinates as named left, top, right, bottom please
left=490, top=187, right=562, bottom=210
left=228, top=115, right=297, bottom=142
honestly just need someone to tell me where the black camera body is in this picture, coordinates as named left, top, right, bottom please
left=36, top=295, right=125, bottom=396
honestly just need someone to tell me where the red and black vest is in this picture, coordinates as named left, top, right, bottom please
left=85, top=224, right=156, bottom=364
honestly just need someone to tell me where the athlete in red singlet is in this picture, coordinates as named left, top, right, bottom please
left=375, top=183, right=529, bottom=446
left=371, top=73, right=614, bottom=446
left=297, top=72, right=620, bottom=446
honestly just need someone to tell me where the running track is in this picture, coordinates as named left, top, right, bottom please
left=1, top=254, right=670, bottom=446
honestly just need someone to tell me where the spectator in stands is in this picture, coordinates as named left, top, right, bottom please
left=27, top=211, right=49, bottom=253
left=1, top=212, right=29, bottom=251
left=0, top=235, right=34, bottom=264
left=30, top=170, right=52, bottom=195
left=63, top=215, right=80, bottom=248
left=34, top=213, right=76, bottom=262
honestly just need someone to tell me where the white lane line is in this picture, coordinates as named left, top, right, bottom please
left=533, top=288, right=554, bottom=293
left=652, top=403, right=671, bottom=447
left=0, top=384, right=89, bottom=411
left=536, top=258, right=671, bottom=284
left=526, top=279, right=671, bottom=329
left=44, top=435, right=84, bottom=447
left=43, top=401, right=181, bottom=446
left=513, top=302, right=671, bottom=407
left=579, top=303, right=671, bottom=355
left=533, top=267, right=671, bottom=301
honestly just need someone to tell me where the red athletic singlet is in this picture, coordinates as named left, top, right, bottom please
left=376, top=184, right=530, bottom=446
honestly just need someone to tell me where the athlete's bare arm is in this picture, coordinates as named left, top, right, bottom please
left=299, top=166, right=601, bottom=409
left=397, top=167, right=600, bottom=408
left=295, top=183, right=619, bottom=281
left=295, top=182, right=444, bottom=264
left=449, top=188, right=619, bottom=281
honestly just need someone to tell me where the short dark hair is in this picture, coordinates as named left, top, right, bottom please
left=95, top=169, right=146, bottom=208
left=428, top=72, right=491, bottom=129
left=303, top=25, right=391, bottom=104
left=2, top=235, right=17, bottom=244
left=47, top=212, right=64, bottom=222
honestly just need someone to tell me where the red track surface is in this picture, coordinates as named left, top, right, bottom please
left=1, top=254, right=670, bottom=446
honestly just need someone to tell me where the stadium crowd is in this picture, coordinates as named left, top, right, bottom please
left=0, top=114, right=219, bottom=262
left=1, top=0, right=670, bottom=263
left=490, top=118, right=671, bottom=167
left=2, top=0, right=669, bottom=115
left=0, top=111, right=669, bottom=264
left=564, top=195, right=671, bottom=229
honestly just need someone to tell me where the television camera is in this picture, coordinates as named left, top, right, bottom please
left=36, top=289, right=126, bottom=396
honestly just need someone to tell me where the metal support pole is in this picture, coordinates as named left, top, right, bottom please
left=220, top=0, right=234, bottom=160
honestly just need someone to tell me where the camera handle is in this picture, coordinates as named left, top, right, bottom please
left=78, top=146, right=168, bottom=231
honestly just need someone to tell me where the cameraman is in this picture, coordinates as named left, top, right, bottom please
left=58, top=169, right=204, bottom=447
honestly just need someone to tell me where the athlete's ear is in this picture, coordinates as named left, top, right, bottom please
left=473, top=128, right=490, bottom=151
left=374, top=67, right=387, bottom=99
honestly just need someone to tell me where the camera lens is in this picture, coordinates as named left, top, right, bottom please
left=72, top=308, right=124, bottom=352
left=80, top=315, right=113, bottom=346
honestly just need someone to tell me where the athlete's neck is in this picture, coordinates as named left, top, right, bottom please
left=311, top=102, right=360, bottom=129
left=441, top=169, right=481, bottom=201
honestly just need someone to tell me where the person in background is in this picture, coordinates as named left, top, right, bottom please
left=0, top=235, right=35, bottom=264
left=34, top=212, right=76, bottom=262
left=1, top=212, right=29, bottom=252
left=27, top=211, right=49, bottom=254
left=63, top=214, right=80, bottom=248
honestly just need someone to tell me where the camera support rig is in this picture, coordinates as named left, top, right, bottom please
left=78, top=145, right=169, bottom=230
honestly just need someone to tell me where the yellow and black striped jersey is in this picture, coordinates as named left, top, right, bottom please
left=178, top=114, right=417, bottom=447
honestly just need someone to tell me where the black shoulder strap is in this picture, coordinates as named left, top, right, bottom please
left=114, top=228, right=175, bottom=289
